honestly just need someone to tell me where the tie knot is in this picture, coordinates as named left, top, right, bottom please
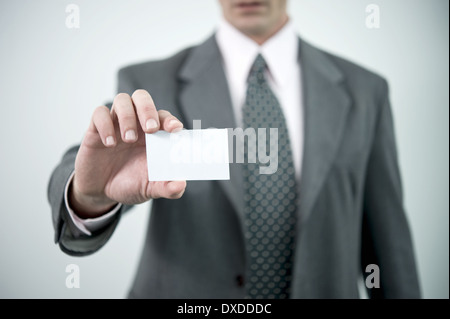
left=248, top=54, right=267, bottom=85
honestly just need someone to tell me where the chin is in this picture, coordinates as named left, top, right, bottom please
left=234, top=16, right=269, bottom=35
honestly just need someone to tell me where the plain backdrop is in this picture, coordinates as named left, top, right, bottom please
left=0, top=0, right=448, bottom=298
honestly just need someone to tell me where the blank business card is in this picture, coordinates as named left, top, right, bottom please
left=145, top=129, right=230, bottom=181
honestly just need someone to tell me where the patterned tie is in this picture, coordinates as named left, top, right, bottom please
left=242, top=54, right=298, bottom=299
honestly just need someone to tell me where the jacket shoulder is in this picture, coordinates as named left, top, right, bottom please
left=117, top=46, right=193, bottom=92
left=318, top=44, right=388, bottom=94
left=302, top=39, right=387, bottom=90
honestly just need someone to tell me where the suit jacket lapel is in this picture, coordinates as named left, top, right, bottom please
left=178, top=35, right=245, bottom=219
left=297, top=39, right=351, bottom=226
left=176, top=35, right=351, bottom=231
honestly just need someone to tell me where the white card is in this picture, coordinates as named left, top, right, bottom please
left=145, top=129, right=230, bottom=181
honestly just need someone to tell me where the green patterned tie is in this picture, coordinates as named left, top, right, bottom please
left=242, top=54, right=298, bottom=299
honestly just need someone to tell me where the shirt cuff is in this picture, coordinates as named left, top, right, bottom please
left=64, top=171, right=122, bottom=236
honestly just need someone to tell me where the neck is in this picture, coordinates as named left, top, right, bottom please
left=246, top=15, right=289, bottom=45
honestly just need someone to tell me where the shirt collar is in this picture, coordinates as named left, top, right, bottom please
left=216, top=17, right=299, bottom=88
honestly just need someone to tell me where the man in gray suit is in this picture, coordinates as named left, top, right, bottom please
left=48, top=0, right=421, bottom=298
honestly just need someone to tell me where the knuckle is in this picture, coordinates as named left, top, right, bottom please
left=137, top=103, right=155, bottom=114
left=119, top=113, right=137, bottom=123
left=150, top=185, right=161, bottom=199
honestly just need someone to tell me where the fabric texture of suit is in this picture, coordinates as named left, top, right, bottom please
left=48, top=35, right=421, bottom=298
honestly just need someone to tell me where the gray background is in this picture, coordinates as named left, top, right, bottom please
left=0, top=0, right=448, bottom=298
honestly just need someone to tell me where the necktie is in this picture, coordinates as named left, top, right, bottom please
left=242, top=54, right=298, bottom=299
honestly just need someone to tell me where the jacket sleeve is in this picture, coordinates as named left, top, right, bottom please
left=47, top=145, right=123, bottom=256
left=47, top=67, right=137, bottom=256
left=360, top=79, right=421, bottom=298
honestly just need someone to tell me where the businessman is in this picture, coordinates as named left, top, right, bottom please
left=48, top=0, right=421, bottom=298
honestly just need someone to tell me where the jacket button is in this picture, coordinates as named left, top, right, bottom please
left=236, top=275, right=244, bottom=287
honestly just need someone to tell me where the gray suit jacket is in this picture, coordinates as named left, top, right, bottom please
left=48, top=35, right=421, bottom=298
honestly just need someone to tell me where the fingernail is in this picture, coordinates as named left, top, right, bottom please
left=106, top=136, right=115, bottom=146
left=125, top=130, right=136, bottom=141
left=146, top=119, right=158, bottom=130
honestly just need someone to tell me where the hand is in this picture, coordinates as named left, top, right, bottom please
left=70, top=89, right=186, bottom=218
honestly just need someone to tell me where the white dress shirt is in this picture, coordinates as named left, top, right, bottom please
left=216, top=18, right=303, bottom=178
left=66, top=18, right=304, bottom=235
